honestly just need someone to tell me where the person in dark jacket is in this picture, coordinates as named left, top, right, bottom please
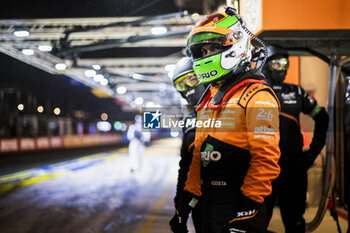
left=262, top=44, right=329, bottom=233
left=170, top=57, right=206, bottom=233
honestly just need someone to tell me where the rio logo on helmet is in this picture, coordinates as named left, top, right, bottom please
left=198, top=69, right=218, bottom=79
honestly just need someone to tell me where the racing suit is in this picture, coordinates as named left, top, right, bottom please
left=174, top=111, right=202, bottom=233
left=184, top=73, right=281, bottom=233
left=264, top=83, right=329, bottom=233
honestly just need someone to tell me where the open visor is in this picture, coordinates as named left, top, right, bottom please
left=174, top=72, right=199, bottom=92
left=186, top=30, right=243, bottom=59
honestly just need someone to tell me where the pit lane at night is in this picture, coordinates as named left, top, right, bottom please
left=0, top=138, right=347, bottom=233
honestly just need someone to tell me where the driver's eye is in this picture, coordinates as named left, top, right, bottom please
left=201, top=48, right=208, bottom=56
left=213, top=45, right=220, bottom=51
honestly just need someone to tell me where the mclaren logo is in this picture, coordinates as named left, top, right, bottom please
left=198, top=70, right=218, bottom=79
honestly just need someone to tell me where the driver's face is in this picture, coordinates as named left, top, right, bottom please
left=199, top=44, right=224, bottom=58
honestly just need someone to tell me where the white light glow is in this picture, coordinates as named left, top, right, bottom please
left=93, top=74, right=104, bottom=82
left=37, top=106, right=44, bottom=113
left=165, top=64, right=176, bottom=72
left=159, top=83, right=167, bottom=91
left=100, top=78, right=109, bottom=86
left=92, top=65, right=101, bottom=70
left=84, top=69, right=96, bottom=77
left=97, top=121, right=111, bottom=132
left=146, top=102, right=156, bottom=108
left=135, top=97, right=144, bottom=105
left=55, top=63, right=67, bottom=70
left=54, top=107, right=61, bottom=115
left=121, top=123, right=127, bottom=131
left=17, top=104, right=24, bottom=111
left=168, top=71, right=174, bottom=78
left=151, top=26, right=167, bottom=35
left=22, top=49, right=34, bottom=55
left=181, top=98, right=189, bottom=105
left=117, top=86, right=127, bottom=95
left=170, top=132, right=180, bottom=137
left=101, top=113, right=108, bottom=121
left=38, top=45, right=52, bottom=52
left=14, top=30, right=30, bottom=37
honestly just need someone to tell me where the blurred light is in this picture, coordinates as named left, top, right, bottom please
left=54, top=107, right=61, bottom=115
left=117, top=86, right=127, bottom=95
left=121, top=123, right=127, bottom=131
left=135, top=97, right=144, bottom=105
left=114, top=121, right=122, bottom=130
left=22, top=49, right=34, bottom=55
left=101, top=113, right=108, bottom=121
left=92, top=65, right=101, bottom=70
left=165, top=64, right=176, bottom=72
left=192, top=13, right=199, bottom=17
left=55, top=63, right=67, bottom=70
left=37, top=106, right=44, bottom=113
left=93, top=74, right=104, bottom=82
left=49, top=121, right=57, bottom=129
left=84, top=69, right=96, bottom=77
left=38, top=45, right=52, bottom=52
left=159, top=83, right=167, bottom=91
left=151, top=26, right=167, bottom=35
left=146, top=102, right=156, bottom=108
left=100, top=78, right=109, bottom=86
left=97, top=121, right=111, bottom=132
left=181, top=98, right=189, bottom=105
left=170, top=132, right=180, bottom=137
left=234, top=0, right=239, bottom=9
left=168, top=71, right=174, bottom=78
left=14, top=29, right=29, bottom=37
left=17, top=104, right=24, bottom=111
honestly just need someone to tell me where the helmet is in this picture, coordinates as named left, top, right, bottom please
left=263, top=45, right=289, bottom=84
left=186, top=12, right=252, bottom=84
left=266, top=44, right=289, bottom=61
left=171, top=57, right=206, bottom=106
left=172, top=57, right=195, bottom=84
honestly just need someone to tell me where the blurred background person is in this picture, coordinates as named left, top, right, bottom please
left=262, top=44, right=329, bottom=233
left=127, top=115, right=151, bottom=173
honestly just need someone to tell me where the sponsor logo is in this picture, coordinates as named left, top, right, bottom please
left=143, top=110, right=161, bottom=129
left=283, top=100, right=297, bottom=104
left=254, top=126, right=275, bottom=135
left=281, top=92, right=296, bottom=100
left=237, top=209, right=257, bottom=217
left=185, top=89, right=195, bottom=97
left=201, top=143, right=222, bottom=167
left=254, top=101, right=275, bottom=107
left=197, top=69, right=218, bottom=79
left=229, top=228, right=246, bottom=233
left=256, top=108, right=274, bottom=121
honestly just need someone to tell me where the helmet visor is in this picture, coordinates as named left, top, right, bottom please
left=174, top=72, right=200, bottom=92
left=187, top=31, right=243, bottom=59
left=268, top=58, right=289, bottom=71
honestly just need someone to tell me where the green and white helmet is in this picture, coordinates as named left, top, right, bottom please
left=186, top=12, right=252, bottom=84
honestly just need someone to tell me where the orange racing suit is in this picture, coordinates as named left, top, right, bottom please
left=184, top=78, right=281, bottom=233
